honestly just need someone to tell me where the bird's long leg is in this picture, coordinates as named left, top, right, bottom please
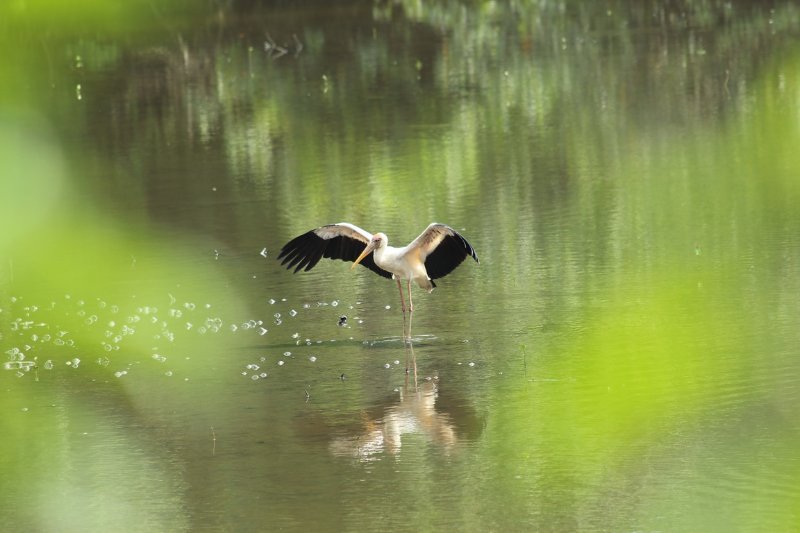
left=396, top=278, right=409, bottom=340
left=396, top=278, right=407, bottom=313
left=406, top=280, right=413, bottom=341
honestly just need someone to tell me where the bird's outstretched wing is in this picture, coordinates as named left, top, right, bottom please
left=277, top=223, right=392, bottom=279
left=405, top=223, right=479, bottom=280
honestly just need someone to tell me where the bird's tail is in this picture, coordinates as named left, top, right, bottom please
left=416, top=277, right=436, bottom=293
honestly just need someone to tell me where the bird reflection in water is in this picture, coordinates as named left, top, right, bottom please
left=328, top=343, right=460, bottom=461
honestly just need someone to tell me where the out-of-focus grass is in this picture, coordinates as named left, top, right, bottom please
left=0, top=0, right=207, bottom=34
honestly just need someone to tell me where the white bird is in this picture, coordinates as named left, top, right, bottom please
left=277, top=222, right=479, bottom=338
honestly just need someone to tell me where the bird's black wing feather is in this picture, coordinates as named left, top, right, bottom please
left=424, top=231, right=479, bottom=280
left=278, top=230, right=392, bottom=279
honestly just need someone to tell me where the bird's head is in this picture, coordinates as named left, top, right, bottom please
left=351, top=233, right=388, bottom=269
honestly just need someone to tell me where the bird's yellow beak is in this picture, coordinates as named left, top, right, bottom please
left=351, top=243, right=374, bottom=270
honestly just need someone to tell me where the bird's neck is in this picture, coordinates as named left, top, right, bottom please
left=373, top=244, right=390, bottom=266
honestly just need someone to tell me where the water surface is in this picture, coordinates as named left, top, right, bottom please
left=2, top=2, right=799, bottom=531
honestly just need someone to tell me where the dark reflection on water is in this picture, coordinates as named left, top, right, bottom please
left=2, top=1, right=800, bottom=531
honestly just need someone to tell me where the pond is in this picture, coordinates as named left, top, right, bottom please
left=2, top=1, right=799, bottom=531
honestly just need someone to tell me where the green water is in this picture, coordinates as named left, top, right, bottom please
left=1, top=2, right=799, bottom=531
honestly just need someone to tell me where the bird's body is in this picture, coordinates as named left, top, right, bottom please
left=277, top=222, right=478, bottom=338
left=369, top=233, right=433, bottom=291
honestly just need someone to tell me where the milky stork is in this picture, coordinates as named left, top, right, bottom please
left=277, top=222, right=479, bottom=339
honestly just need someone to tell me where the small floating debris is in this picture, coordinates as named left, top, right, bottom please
left=309, top=356, right=317, bottom=363
left=260, top=248, right=268, bottom=258
left=338, top=316, right=347, bottom=327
